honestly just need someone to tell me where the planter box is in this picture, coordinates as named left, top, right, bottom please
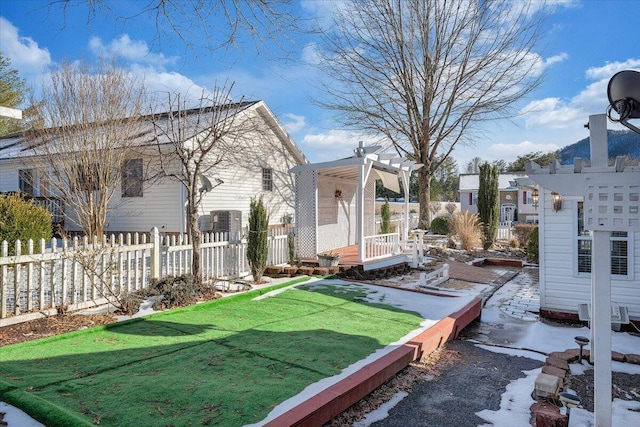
left=318, top=255, right=340, bottom=267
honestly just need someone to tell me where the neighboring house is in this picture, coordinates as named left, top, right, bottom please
left=458, top=173, right=538, bottom=223
left=0, top=101, right=307, bottom=235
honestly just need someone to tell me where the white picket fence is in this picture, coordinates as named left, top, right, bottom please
left=497, top=222, right=514, bottom=241
left=0, top=226, right=292, bottom=320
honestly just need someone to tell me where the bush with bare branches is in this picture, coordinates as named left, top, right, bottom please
left=513, top=223, right=537, bottom=248
left=449, top=212, right=482, bottom=251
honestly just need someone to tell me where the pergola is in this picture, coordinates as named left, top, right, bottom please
left=526, top=114, right=640, bottom=426
left=290, top=143, right=422, bottom=264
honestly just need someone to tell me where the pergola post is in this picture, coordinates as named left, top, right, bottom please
left=589, top=114, right=612, bottom=426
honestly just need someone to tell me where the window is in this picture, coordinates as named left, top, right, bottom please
left=576, top=202, right=629, bottom=276
left=18, top=169, right=34, bottom=196
left=122, top=158, right=143, bottom=197
left=262, top=167, right=273, bottom=191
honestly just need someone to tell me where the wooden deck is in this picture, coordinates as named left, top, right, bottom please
left=306, top=244, right=409, bottom=271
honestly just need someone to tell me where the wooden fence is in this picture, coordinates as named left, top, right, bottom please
left=0, top=226, right=292, bottom=321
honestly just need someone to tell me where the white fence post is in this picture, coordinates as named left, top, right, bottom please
left=151, top=227, right=161, bottom=280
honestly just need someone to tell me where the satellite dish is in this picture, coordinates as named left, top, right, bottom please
left=607, top=70, right=640, bottom=134
left=199, top=175, right=223, bottom=193
left=199, top=175, right=213, bottom=193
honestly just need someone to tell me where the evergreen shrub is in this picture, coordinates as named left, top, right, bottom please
left=430, top=215, right=450, bottom=235
left=0, top=193, right=52, bottom=254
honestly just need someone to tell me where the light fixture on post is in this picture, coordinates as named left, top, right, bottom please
left=531, top=188, right=539, bottom=209
left=552, top=192, right=562, bottom=212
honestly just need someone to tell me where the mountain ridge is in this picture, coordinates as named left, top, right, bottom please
left=557, top=130, right=640, bottom=164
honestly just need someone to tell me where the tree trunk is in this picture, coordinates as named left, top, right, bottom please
left=186, top=192, right=202, bottom=285
left=418, top=167, right=432, bottom=230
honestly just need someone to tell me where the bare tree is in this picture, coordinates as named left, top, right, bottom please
left=316, top=0, right=548, bottom=228
left=150, top=85, right=260, bottom=284
left=25, top=59, right=146, bottom=237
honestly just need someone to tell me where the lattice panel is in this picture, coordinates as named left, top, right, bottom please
left=364, top=179, right=376, bottom=236
left=294, top=170, right=317, bottom=258
left=584, top=183, right=640, bottom=232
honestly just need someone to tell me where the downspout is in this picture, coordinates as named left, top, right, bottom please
left=400, top=170, right=410, bottom=248
left=180, top=182, right=186, bottom=233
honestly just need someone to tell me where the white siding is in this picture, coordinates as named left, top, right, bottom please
left=105, top=175, right=184, bottom=233
left=0, top=162, right=17, bottom=192
left=198, top=116, right=300, bottom=231
left=315, top=175, right=357, bottom=253
left=540, top=190, right=640, bottom=320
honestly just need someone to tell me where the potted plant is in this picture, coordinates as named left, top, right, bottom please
left=317, top=251, right=340, bottom=267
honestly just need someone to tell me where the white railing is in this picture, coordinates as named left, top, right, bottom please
left=497, top=222, right=514, bottom=241
left=363, top=233, right=400, bottom=261
left=419, top=264, right=450, bottom=288
left=0, top=227, right=291, bottom=320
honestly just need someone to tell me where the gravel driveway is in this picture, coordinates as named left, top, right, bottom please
left=364, top=339, right=542, bottom=427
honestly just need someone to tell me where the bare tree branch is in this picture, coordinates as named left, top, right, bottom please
left=45, top=0, right=305, bottom=60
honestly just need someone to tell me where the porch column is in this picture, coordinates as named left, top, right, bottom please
left=357, top=160, right=373, bottom=262
left=400, top=170, right=410, bottom=246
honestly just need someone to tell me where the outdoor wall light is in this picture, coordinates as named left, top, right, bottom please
left=552, top=192, right=563, bottom=212
left=334, top=189, right=343, bottom=199
left=531, top=188, right=539, bottom=209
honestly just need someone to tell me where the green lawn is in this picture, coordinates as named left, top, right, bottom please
left=0, top=279, right=424, bottom=427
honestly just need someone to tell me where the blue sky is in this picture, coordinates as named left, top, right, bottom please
left=1, top=0, right=639, bottom=168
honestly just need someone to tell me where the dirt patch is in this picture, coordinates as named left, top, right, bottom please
left=325, top=345, right=461, bottom=427
left=566, top=367, right=640, bottom=412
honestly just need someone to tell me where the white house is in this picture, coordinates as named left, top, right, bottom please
left=458, top=173, right=538, bottom=223
left=526, top=116, right=639, bottom=325
left=0, top=101, right=307, bottom=235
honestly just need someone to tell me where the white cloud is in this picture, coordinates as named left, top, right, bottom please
left=89, top=35, right=178, bottom=67
left=585, top=58, right=640, bottom=80
left=282, top=113, right=306, bottom=133
left=485, top=140, right=561, bottom=160
left=0, top=17, right=51, bottom=73
left=301, top=43, right=322, bottom=65
left=520, top=57, right=640, bottom=130
left=301, top=129, right=372, bottom=161
left=520, top=97, right=584, bottom=129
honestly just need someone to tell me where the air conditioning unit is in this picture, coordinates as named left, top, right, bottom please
left=211, top=210, right=242, bottom=235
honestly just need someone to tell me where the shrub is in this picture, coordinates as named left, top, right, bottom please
left=151, top=275, right=198, bottom=309
left=449, top=212, right=482, bottom=251
left=527, top=227, right=539, bottom=263
left=477, top=163, right=499, bottom=249
left=0, top=193, right=52, bottom=255
left=513, top=223, right=537, bottom=248
left=288, top=232, right=296, bottom=264
left=381, top=199, right=392, bottom=234
left=247, top=196, right=269, bottom=282
left=430, top=215, right=450, bottom=235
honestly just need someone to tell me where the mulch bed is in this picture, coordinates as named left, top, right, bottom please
left=0, top=314, right=117, bottom=346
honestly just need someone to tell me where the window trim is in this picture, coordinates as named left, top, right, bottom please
left=262, top=167, right=273, bottom=192
left=574, top=200, right=632, bottom=279
left=121, top=158, right=143, bottom=198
